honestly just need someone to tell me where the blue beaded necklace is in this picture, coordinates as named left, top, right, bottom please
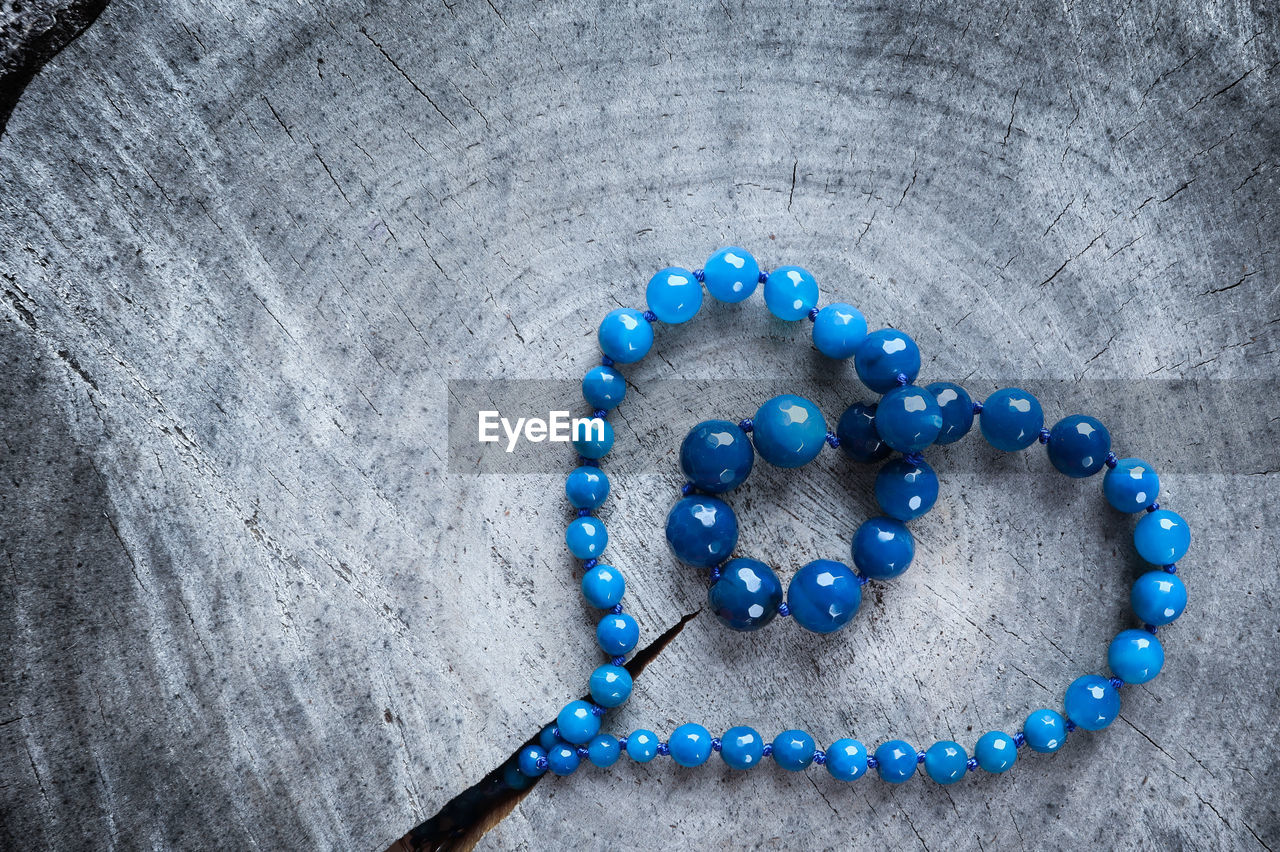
left=517, top=247, right=1190, bottom=787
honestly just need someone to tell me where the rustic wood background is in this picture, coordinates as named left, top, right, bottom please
left=1, top=0, right=1277, bottom=849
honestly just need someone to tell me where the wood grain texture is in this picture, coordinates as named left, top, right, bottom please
left=0, top=0, right=1276, bottom=849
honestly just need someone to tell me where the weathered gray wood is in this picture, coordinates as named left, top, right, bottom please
left=0, top=0, right=1276, bottom=849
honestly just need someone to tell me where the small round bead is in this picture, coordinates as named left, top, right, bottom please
left=546, top=742, right=581, bottom=776
left=668, top=723, right=714, bottom=767
left=1108, top=629, right=1165, bottom=684
left=1131, top=571, right=1188, bottom=625
left=703, top=246, right=761, bottom=303
left=646, top=267, right=703, bottom=324
left=925, top=382, right=975, bottom=445
left=874, top=457, right=939, bottom=521
left=581, top=563, right=625, bottom=609
left=589, top=664, right=633, bottom=708
left=538, top=724, right=561, bottom=750
left=787, top=559, right=863, bottom=633
left=570, top=417, right=614, bottom=459
left=1103, top=458, right=1161, bottom=513
left=836, top=401, right=892, bottom=463
left=874, top=740, right=918, bottom=783
left=708, top=558, right=783, bottom=632
left=1023, top=709, right=1067, bottom=753
left=824, top=738, right=869, bottom=781
left=720, top=726, right=765, bottom=769
left=680, top=420, right=755, bottom=493
left=875, top=386, right=944, bottom=453
left=771, top=730, right=816, bottom=771
left=597, top=308, right=654, bottom=364
left=517, top=745, right=547, bottom=778
left=565, top=516, right=608, bottom=559
left=763, top=265, right=819, bottom=321
left=565, top=466, right=610, bottom=510
left=811, top=303, right=869, bottom=359
left=1064, top=674, right=1121, bottom=731
left=979, top=387, right=1044, bottom=451
left=752, top=394, right=827, bottom=468
left=1134, top=509, right=1192, bottom=565
left=974, top=731, right=1017, bottom=773
left=556, top=700, right=601, bottom=745
left=1046, top=415, right=1112, bottom=477
left=626, top=729, right=659, bottom=763
left=582, top=365, right=626, bottom=410
left=855, top=329, right=921, bottom=393
left=587, top=734, right=621, bottom=768
left=924, top=741, right=968, bottom=785
left=596, top=612, right=639, bottom=656
left=851, top=516, right=915, bottom=579
left=665, top=495, right=738, bottom=567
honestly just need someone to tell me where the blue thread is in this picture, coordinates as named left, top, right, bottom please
left=972, top=400, right=984, bottom=414
left=738, top=418, right=753, bottom=433
left=552, top=727, right=561, bottom=739
left=807, top=307, right=819, bottom=321
left=577, top=508, right=593, bottom=518
left=825, top=431, right=840, bottom=448
left=577, top=746, right=590, bottom=758
left=536, top=756, right=548, bottom=769
left=709, top=565, right=722, bottom=582
left=1109, top=676, right=1125, bottom=690
left=657, top=742, right=670, bottom=756
left=693, top=268, right=705, bottom=282
left=1146, top=501, right=1160, bottom=513
left=758, top=271, right=769, bottom=284
left=866, top=755, right=878, bottom=769
left=619, top=737, right=629, bottom=751
left=611, top=656, right=626, bottom=666
left=1144, top=623, right=1158, bottom=634
left=591, top=705, right=606, bottom=716
left=896, top=372, right=909, bottom=386
left=643, top=310, right=657, bottom=323
left=1038, top=427, right=1052, bottom=444
left=916, top=751, right=926, bottom=764
left=593, top=409, right=608, bottom=420
left=777, top=602, right=791, bottom=617
left=1163, top=564, right=1178, bottom=574
left=1104, top=452, right=1118, bottom=469
left=681, top=482, right=695, bottom=496
left=857, top=573, right=870, bottom=585
left=1065, top=719, right=1077, bottom=732
left=601, top=355, right=614, bottom=367
left=814, top=750, right=827, bottom=765
left=1013, top=732, right=1026, bottom=748
left=578, top=457, right=599, bottom=467
left=902, top=451, right=925, bottom=466
left=762, top=743, right=773, bottom=757
left=582, top=558, right=598, bottom=570
left=966, top=757, right=978, bottom=771
left=611, top=603, right=623, bottom=615
left=711, top=738, right=722, bottom=752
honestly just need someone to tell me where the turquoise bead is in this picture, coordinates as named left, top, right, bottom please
left=1047, top=414, right=1111, bottom=477
left=1023, top=709, right=1067, bottom=753
left=582, top=365, right=626, bottom=410
left=627, top=729, right=659, bottom=763
left=703, top=247, right=760, bottom=303
left=1064, top=675, right=1120, bottom=731
left=646, top=267, right=703, bottom=324
left=979, top=387, right=1043, bottom=451
left=709, top=558, right=783, bottom=632
left=874, top=458, right=938, bottom=521
left=557, top=700, right=600, bottom=745
left=669, top=723, right=714, bottom=767
left=1108, top=629, right=1164, bottom=684
left=720, top=726, right=765, bottom=769
left=1104, top=458, right=1160, bottom=513
left=546, top=743, right=580, bottom=776
left=926, top=381, right=974, bottom=445
left=589, top=664, right=633, bottom=708
left=975, top=731, right=1017, bottom=773
left=517, top=744, right=547, bottom=778
left=763, top=265, right=819, bottom=320
left=565, top=516, right=607, bottom=559
left=875, top=385, right=943, bottom=453
left=855, top=329, right=921, bottom=393
left=1131, top=571, right=1187, bottom=625
left=924, top=741, right=967, bottom=785
left=1134, top=509, right=1191, bottom=565
left=538, top=724, right=561, bottom=750
left=596, top=613, right=639, bottom=656
left=874, top=740, right=918, bottom=783
left=771, top=730, right=815, bottom=771
left=851, top=517, right=915, bottom=579
left=570, top=417, right=614, bottom=459
left=565, top=466, right=610, bottom=510
left=581, top=564, right=625, bottom=609
left=836, top=401, right=891, bottom=463
left=597, top=308, right=653, bottom=363
left=665, top=495, right=738, bottom=567
left=503, top=762, right=533, bottom=790
left=588, top=734, right=621, bottom=767
left=680, top=420, right=754, bottom=493
left=787, top=559, right=862, bottom=633
left=812, top=302, right=868, bottom=359
left=825, top=739, right=868, bottom=781
left=752, top=394, right=827, bottom=468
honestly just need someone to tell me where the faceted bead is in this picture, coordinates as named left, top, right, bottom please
left=852, top=517, right=915, bottom=579
left=1104, top=458, right=1160, bottom=513
left=1134, top=509, right=1191, bottom=565
left=669, top=723, right=714, bottom=767
left=787, top=559, right=863, bottom=633
left=720, top=726, right=765, bottom=770
left=874, top=740, right=918, bottom=783
left=1023, top=709, right=1067, bottom=753
left=517, top=744, right=547, bottom=778
left=1047, top=414, right=1111, bottom=477
left=646, top=267, right=703, bottom=324
left=597, top=308, right=653, bottom=363
left=581, top=564, right=625, bottom=609
left=709, top=558, right=783, bottom=632
left=979, top=387, right=1044, bottom=451
left=626, top=729, right=659, bottom=763
left=596, top=613, right=639, bottom=656
left=763, top=265, right=819, bottom=321
left=588, top=734, right=621, bottom=768
left=680, top=420, right=754, bottom=493
left=836, top=401, right=891, bottom=463
left=875, top=385, right=943, bottom=453
left=855, top=329, right=921, bottom=393
left=825, top=738, right=869, bottom=781
left=503, top=762, right=533, bottom=790
left=588, top=664, right=633, bottom=708
left=874, top=458, right=939, bottom=521
left=565, top=516, right=607, bottom=559
left=1064, top=674, right=1121, bottom=731
left=1131, top=571, right=1187, bottom=625
left=974, top=731, right=1017, bottom=773
left=538, top=724, right=561, bottom=750
left=703, top=246, right=760, bottom=303
left=570, top=417, right=614, bottom=459
left=771, top=730, right=816, bottom=771
left=1108, top=629, right=1165, bottom=684
left=926, top=381, right=974, bottom=445
left=582, top=365, right=626, bottom=410
left=546, top=742, right=581, bottom=776
left=665, top=495, right=738, bottom=567
left=752, top=394, right=827, bottom=467
left=557, top=700, right=601, bottom=744
left=565, top=466, right=610, bottom=509
left=924, top=741, right=968, bottom=785
left=812, top=302, right=868, bottom=359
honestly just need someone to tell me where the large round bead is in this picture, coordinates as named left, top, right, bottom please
left=874, top=740, right=918, bottom=783
left=787, top=559, right=863, bottom=633
left=588, top=664, right=633, bottom=708
left=1108, top=629, right=1164, bottom=684
left=1064, top=675, right=1120, bottom=731
left=851, top=517, right=915, bottom=579
left=703, top=246, right=760, bottom=303
left=752, top=394, right=827, bottom=468
left=580, top=563, right=625, bottom=609
left=1103, top=458, right=1160, bottom=513
left=597, top=308, right=653, bottom=363
left=581, top=365, right=626, bottom=410
left=720, top=726, right=765, bottom=770
left=1131, top=571, right=1187, bottom=625
left=763, top=265, right=819, bottom=321
left=708, top=558, right=783, bottom=631
left=811, top=302, right=868, bottom=359
left=626, top=729, right=659, bottom=763
left=836, top=401, right=891, bottom=463
left=556, top=700, right=600, bottom=745
left=546, top=743, right=580, bottom=776
left=570, top=417, right=614, bottom=459
left=665, top=496, right=738, bottom=567
left=565, top=516, right=607, bottom=559
left=854, top=329, right=920, bottom=393
left=875, top=385, right=943, bottom=453
left=565, top=465, right=610, bottom=509
left=825, top=738, right=868, bottom=781
left=1134, top=509, right=1191, bottom=565
left=771, top=730, right=816, bottom=771
left=974, top=731, right=1017, bottom=773
left=596, top=613, right=639, bottom=656
left=874, top=458, right=939, bottom=521
left=646, top=266, right=703, bottom=324
left=924, top=741, right=967, bottom=785
left=979, top=387, right=1043, bottom=451
left=1046, top=414, right=1111, bottom=477
left=926, top=381, right=974, bottom=445
left=1023, top=709, right=1067, bottom=753
left=680, top=420, right=754, bottom=493
left=668, top=723, right=713, bottom=767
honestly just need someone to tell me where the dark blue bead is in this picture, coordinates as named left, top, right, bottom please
left=974, top=731, right=1017, bottom=773
left=925, top=382, right=974, bottom=445
left=771, top=730, right=816, bottom=771
left=874, top=740, right=918, bottom=783
left=556, top=700, right=601, bottom=745
left=646, top=267, right=703, bottom=324
left=979, top=387, right=1043, bottom=451
left=589, top=664, right=633, bottom=708
left=538, top=724, right=561, bottom=751
left=1103, top=458, right=1161, bottom=513
left=812, top=303, right=868, bottom=359
left=627, top=729, right=659, bottom=763
left=1047, top=415, right=1112, bottom=477
left=565, top=516, right=608, bottom=559
left=581, top=563, right=625, bottom=609
left=518, top=745, right=547, bottom=778
left=596, top=613, right=639, bottom=656
left=924, top=741, right=968, bottom=785
left=680, top=420, right=755, bottom=493
left=665, top=495, right=738, bottom=567
left=597, top=308, right=653, bottom=364
left=720, top=726, right=765, bottom=769
left=708, top=558, right=783, bottom=631
left=565, top=466, right=610, bottom=510
left=1131, top=571, right=1187, bottom=625
left=546, top=743, right=581, bottom=776
left=752, top=394, right=827, bottom=467
left=825, top=739, right=868, bottom=781
left=874, top=458, right=939, bottom=521
left=875, top=386, right=943, bottom=453
left=703, top=247, right=760, bottom=303
left=851, top=517, right=915, bottom=579
left=587, top=734, right=621, bottom=768
left=669, top=723, right=713, bottom=767
left=1023, top=709, right=1067, bottom=753
left=1107, top=629, right=1165, bottom=684
left=582, top=365, right=626, bottom=410
left=855, top=329, right=921, bottom=393
left=763, top=265, right=819, bottom=321
left=1134, top=509, right=1191, bottom=565
left=836, top=401, right=892, bottom=463
left=1064, top=675, right=1121, bottom=731
left=787, top=559, right=863, bottom=633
